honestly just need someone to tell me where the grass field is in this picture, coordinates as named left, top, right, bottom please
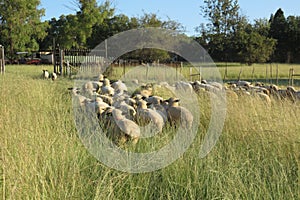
left=0, top=64, right=299, bottom=199
left=109, top=62, right=300, bottom=86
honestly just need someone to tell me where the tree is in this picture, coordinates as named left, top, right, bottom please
left=235, top=23, right=276, bottom=65
left=286, top=16, right=300, bottom=62
left=269, top=8, right=289, bottom=62
left=76, top=0, right=114, bottom=47
left=0, top=0, right=48, bottom=60
left=200, top=0, right=241, bottom=61
left=40, top=0, right=114, bottom=49
left=87, top=14, right=134, bottom=49
left=119, top=13, right=184, bottom=63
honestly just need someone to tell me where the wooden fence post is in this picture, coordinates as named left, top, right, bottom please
left=0, top=45, right=5, bottom=74
left=238, top=66, right=243, bottom=81
left=176, top=64, right=178, bottom=81
left=224, top=62, right=228, bottom=81
left=251, top=65, right=255, bottom=83
left=265, top=64, right=268, bottom=83
left=270, top=63, right=273, bottom=84
left=291, top=68, right=295, bottom=86
left=276, top=64, right=279, bottom=85
left=123, top=62, right=126, bottom=78
left=59, top=49, right=64, bottom=75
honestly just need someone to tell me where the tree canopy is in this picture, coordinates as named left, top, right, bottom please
left=0, top=0, right=299, bottom=64
left=0, top=0, right=48, bottom=60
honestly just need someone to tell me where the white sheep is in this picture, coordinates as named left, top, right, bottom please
left=97, top=94, right=113, bottom=106
left=145, top=95, right=164, bottom=105
left=286, top=86, right=300, bottom=101
left=110, top=108, right=140, bottom=144
left=175, top=81, right=193, bottom=94
left=42, top=70, right=49, bottom=79
left=100, top=78, right=115, bottom=96
left=111, top=80, right=128, bottom=92
left=256, top=92, right=271, bottom=105
left=51, top=72, right=57, bottom=81
left=113, top=100, right=136, bottom=119
left=82, top=81, right=97, bottom=97
left=132, top=83, right=153, bottom=98
left=98, top=73, right=105, bottom=82
left=166, top=97, right=193, bottom=129
left=236, top=80, right=251, bottom=87
left=136, top=100, right=164, bottom=135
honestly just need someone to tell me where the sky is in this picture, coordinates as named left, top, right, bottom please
left=40, top=0, right=300, bottom=36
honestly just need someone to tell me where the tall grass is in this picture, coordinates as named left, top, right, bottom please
left=0, top=65, right=299, bottom=199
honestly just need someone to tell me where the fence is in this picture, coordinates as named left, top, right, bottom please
left=0, top=45, right=5, bottom=74
left=54, top=48, right=105, bottom=76
left=288, top=68, right=300, bottom=86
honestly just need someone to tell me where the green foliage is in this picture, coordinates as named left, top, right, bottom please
left=235, top=22, right=276, bottom=65
left=0, top=0, right=48, bottom=59
left=269, top=9, right=289, bottom=62
left=198, top=0, right=278, bottom=64
left=40, top=0, right=114, bottom=49
left=286, top=16, right=300, bottom=63
left=200, top=0, right=244, bottom=61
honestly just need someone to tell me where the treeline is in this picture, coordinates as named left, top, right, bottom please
left=0, top=0, right=299, bottom=64
left=196, top=0, right=300, bottom=64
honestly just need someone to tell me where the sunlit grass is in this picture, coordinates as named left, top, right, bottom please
left=0, top=64, right=299, bottom=199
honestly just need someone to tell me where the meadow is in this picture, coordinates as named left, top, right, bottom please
left=0, top=64, right=299, bottom=199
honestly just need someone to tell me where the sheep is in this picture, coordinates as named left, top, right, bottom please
left=84, top=97, right=110, bottom=115
left=70, top=88, right=92, bottom=107
left=98, top=73, right=105, bottom=82
left=136, top=100, right=164, bottom=135
left=108, top=108, right=140, bottom=144
left=175, top=81, right=193, bottom=94
left=51, top=72, right=57, bottom=81
left=113, top=100, right=136, bottom=120
left=132, top=83, right=153, bottom=98
left=235, top=80, right=251, bottom=89
left=150, top=104, right=168, bottom=123
left=192, top=81, right=206, bottom=93
left=165, top=97, right=193, bottom=129
left=97, top=94, right=113, bottom=106
left=226, top=89, right=239, bottom=101
left=209, top=82, right=223, bottom=90
left=286, top=86, right=300, bottom=101
left=100, top=78, right=115, bottom=96
left=124, top=96, right=137, bottom=107
left=256, top=92, right=271, bottom=105
left=145, top=95, right=164, bottom=105
left=112, top=89, right=130, bottom=103
left=42, top=70, right=49, bottom=79
left=82, top=81, right=97, bottom=97
left=111, top=80, right=128, bottom=92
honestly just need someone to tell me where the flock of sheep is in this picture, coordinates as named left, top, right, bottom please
left=71, top=74, right=196, bottom=145
left=69, top=72, right=300, bottom=145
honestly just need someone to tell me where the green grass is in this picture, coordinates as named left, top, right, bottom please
left=107, top=63, right=300, bottom=86
left=0, top=64, right=299, bottom=199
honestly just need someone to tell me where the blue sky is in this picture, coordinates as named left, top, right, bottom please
left=40, top=0, right=300, bottom=36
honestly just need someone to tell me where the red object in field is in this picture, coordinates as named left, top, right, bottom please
left=26, top=58, right=41, bottom=65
